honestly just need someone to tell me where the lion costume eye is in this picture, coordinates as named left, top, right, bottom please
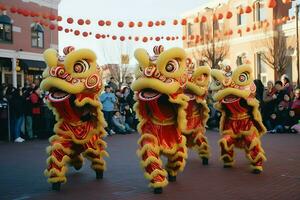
left=73, top=60, right=90, bottom=73
left=165, top=59, right=179, bottom=73
left=239, top=72, right=248, bottom=82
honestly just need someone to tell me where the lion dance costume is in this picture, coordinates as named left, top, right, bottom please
left=40, top=46, right=108, bottom=190
left=210, top=64, right=267, bottom=174
left=132, top=45, right=189, bottom=194
left=183, top=59, right=211, bottom=165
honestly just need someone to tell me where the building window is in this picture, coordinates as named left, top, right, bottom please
left=31, top=24, right=44, bottom=48
left=0, top=15, right=13, bottom=43
left=254, top=2, right=267, bottom=22
left=237, top=6, right=246, bottom=26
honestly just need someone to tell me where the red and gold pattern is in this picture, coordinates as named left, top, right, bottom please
left=40, top=46, right=108, bottom=190
left=132, top=45, right=189, bottom=193
left=210, top=65, right=266, bottom=173
left=183, top=60, right=211, bottom=164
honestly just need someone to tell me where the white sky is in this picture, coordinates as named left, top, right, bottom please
left=58, top=0, right=208, bottom=65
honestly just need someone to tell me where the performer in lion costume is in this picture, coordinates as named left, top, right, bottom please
left=40, top=46, right=108, bottom=190
left=131, top=45, right=189, bottom=194
left=210, top=64, right=266, bottom=174
left=183, top=58, right=211, bottom=165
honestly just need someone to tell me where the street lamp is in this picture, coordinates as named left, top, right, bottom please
left=205, top=3, right=222, bottom=69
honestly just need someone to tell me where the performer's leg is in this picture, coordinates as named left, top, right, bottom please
left=44, top=135, right=73, bottom=190
left=244, top=129, right=267, bottom=174
left=137, top=133, right=167, bottom=194
left=165, top=137, right=188, bottom=182
left=83, top=134, right=108, bottom=179
left=219, top=133, right=235, bottom=168
left=193, top=129, right=210, bottom=165
left=69, top=145, right=84, bottom=171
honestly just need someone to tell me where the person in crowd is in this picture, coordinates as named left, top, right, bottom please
left=0, top=85, right=9, bottom=141
left=284, top=109, right=298, bottom=133
left=107, top=77, right=118, bottom=93
left=9, top=88, right=26, bottom=142
left=100, top=86, right=117, bottom=135
left=262, top=81, right=276, bottom=124
left=112, top=110, right=135, bottom=134
left=30, top=86, right=43, bottom=138
left=122, top=86, right=135, bottom=109
left=23, top=87, right=34, bottom=139
left=267, top=103, right=287, bottom=133
left=281, top=74, right=294, bottom=98
left=279, top=94, right=292, bottom=110
left=272, top=80, right=286, bottom=106
left=291, top=88, right=300, bottom=117
left=122, top=103, right=137, bottom=130
left=115, top=89, right=126, bottom=112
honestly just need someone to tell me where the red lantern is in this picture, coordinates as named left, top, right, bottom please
left=85, top=19, right=91, bottom=25
left=129, top=21, right=135, bottom=28
left=49, top=24, right=56, bottom=30
left=150, top=37, right=153, bottom=40
left=194, top=17, right=199, bottom=23
left=237, top=29, right=242, bottom=34
left=67, top=17, right=74, bottom=24
left=218, top=13, right=223, bottom=20
left=107, top=34, right=110, bottom=37
left=171, top=36, right=175, bottom=40
left=155, top=36, right=160, bottom=41
left=17, top=8, right=23, bottom=14
left=0, top=4, right=5, bottom=11
left=57, top=16, right=62, bottom=21
left=10, top=7, right=17, bottom=13
left=49, top=14, right=57, bottom=21
left=106, top=21, right=111, bottom=26
left=173, top=19, right=178, bottom=25
left=64, top=28, right=69, bottom=33
left=246, top=27, right=251, bottom=32
left=102, top=34, right=106, bottom=39
left=82, top=32, right=89, bottom=37
left=161, top=20, right=166, bottom=26
left=118, top=21, right=124, bottom=27
left=142, top=37, right=148, bottom=42
left=137, top=21, right=143, bottom=27
left=57, top=26, right=63, bottom=31
left=176, top=36, right=179, bottom=40
left=128, top=36, right=132, bottom=40
left=201, top=16, right=207, bottom=23
left=245, top=6, right=252, bottom=14
left=155, top=21, right=160, bottom=26
left=267, top=0, right=277, bottom=8
left=22, top=10, right=30, bottom=17
left=112, top=35, right=117, bottom=40
left=181, top=19, right=187, bottom=25
left=98, top=20, right=105, bottom=26
left=42, top=13, right=48, bottom=19
left=78, top=19, right=84, bottom=25
left=182, top=36, right=186, bottom=40
left=30, top=11, right=36, bottom=17
left=70, top=29, right=73, bottom=32
left=228, top=29, right=233, bottom=35
left=253, top=24, right=257, bottom=30
left=166, top=36, right=171, bottom=41
left=120, top=36, right=125, bottom=41
left=161, top=36, right=164, bottom=39
left=226, top=11, right=233, bottom=19
left=190, top=35, right=195, bottom=40
left=148, top=21, right=154, bottom=27
left=74, top=30, right=80, bottom=35
left=134, top=36, right=139, bottom=41
left=95, top=34, right=101, bottom=39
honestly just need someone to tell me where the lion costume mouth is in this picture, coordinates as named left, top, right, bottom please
left=48, top=88, right=71, bottom=102
left=222, top=95, right=241, bottom=104
left=139, top=89, right=162, bottom=101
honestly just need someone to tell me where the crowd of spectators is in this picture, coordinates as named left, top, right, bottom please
left=100, top=77, right=137, bottom=136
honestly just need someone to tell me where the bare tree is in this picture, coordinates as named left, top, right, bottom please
left=191, top=23, right=230, bottom=69
left=260, top=32, right=293, bottom=80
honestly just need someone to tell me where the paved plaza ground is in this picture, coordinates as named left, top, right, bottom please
left=0, top=131, right=299, bottom=200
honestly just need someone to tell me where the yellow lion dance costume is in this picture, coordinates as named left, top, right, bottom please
left=40, top=46, right=108, bottom=190
left=132, top=45, right=189, bottom=194
left=210, top=65, right=266, bottom=174
left=183, top=58, right=211, bottom=165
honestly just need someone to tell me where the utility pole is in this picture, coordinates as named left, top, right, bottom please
left=296, top=4, right=300, bottom=86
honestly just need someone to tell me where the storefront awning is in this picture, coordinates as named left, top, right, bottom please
left=20, top=59, right=46, bottom=71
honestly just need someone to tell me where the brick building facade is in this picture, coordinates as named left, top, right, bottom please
left=0, top=0, right=60, bottom=88
left=182, top=0, right=299, bottom=86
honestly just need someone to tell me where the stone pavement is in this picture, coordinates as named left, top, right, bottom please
left=0, top=131, right=299, bottom=200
